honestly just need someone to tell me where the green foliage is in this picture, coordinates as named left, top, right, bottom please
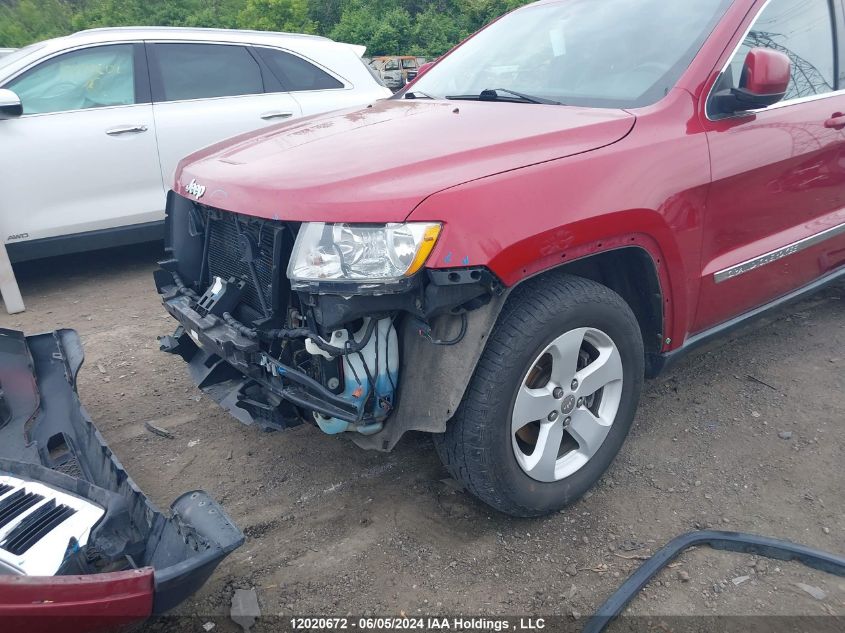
left=0, top=0, right=535, bottom=56
left=306, top=0, right=345, bottom=33
left=238, top=0, right=316, bottom=34
left=181, top=0, right=245, bottom=30
left=0, top=0, right=73, bottom=48
left=410, top=5, right=462, bottom=57
left=330, top=3, right=412, bottom=55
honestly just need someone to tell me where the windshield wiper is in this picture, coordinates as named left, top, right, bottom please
left=446, top=88, right=561, bottom=105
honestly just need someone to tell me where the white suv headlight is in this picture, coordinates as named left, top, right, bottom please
left=287, top=222, right=442, bottom=283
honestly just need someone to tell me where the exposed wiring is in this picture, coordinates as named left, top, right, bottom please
left=198, top=211, right=211, bottom=287
left=417, top=313, right=468, bottom=346
left=281, top=318, right=379, bottom=357
left=336, top=318, right=378, bottom=357
left=262, top=326, right=314, bottom=341
left=355, top=349, right=376, bottom=423
left=234, top=316, right=378, bottom=358
left=222, top=312, right=258, bottom=339
left=232, top=214, right=270, bottom=318
left=346, top=356, right=362, bottom=387
left=374, top=322, right=380, bottom=395
left=171, top=272, right=199, bottom=300
left=385, top=314, right=397, bottom=395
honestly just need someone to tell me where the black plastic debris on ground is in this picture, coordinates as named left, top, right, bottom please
left=583, top=530, right=845, bottom=633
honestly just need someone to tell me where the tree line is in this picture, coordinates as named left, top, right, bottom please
left=0, top=0, right=533, bottom=57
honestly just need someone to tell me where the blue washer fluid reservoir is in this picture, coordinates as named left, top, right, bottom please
left=309, top=318, right=399, bottom=435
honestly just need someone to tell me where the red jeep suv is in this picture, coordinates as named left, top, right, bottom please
left=156, top=0, right=845, bottom=516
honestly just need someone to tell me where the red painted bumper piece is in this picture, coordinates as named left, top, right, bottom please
left=0, top=568, right=154, bottom=633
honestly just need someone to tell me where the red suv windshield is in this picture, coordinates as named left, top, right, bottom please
left=412, top=0, right=733, bottom=108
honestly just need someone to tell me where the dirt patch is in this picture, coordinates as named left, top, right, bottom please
left=2, top=244, right=843, bottom=631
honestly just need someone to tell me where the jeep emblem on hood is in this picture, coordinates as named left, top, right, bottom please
left=185, top=179, right=206, bottom=200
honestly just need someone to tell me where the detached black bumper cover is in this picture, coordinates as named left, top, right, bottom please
left=0, top=328, right=244, bottom=616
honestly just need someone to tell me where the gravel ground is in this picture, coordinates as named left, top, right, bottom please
left=2, top=243, right=843, bottom=631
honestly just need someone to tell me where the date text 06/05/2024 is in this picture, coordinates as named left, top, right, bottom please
left=289, top=617, right=547, bottom=631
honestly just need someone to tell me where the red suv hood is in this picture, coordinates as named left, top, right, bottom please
left=176, top=99, right=635, bottom=223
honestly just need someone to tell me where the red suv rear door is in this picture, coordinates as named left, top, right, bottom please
left=695, top=0, right=845, bottom=332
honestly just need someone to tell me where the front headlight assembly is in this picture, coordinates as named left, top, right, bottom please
left=287, top=222, right=442, bottom=283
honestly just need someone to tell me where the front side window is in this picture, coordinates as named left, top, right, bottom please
left=7, top=45, right=135, bottom=115
left=255, top=48, right=343, bottom=92
left=149, top=43, right=263, bottom=102
left=412, top=0, right=732, bottom=108
left=720, top=0, right=836, bottom=102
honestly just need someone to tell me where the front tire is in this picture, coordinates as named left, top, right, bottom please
left=433, top=274, right=644, bottom=517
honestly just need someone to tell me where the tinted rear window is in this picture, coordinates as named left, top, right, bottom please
left=256, top=47, right=343, bottom=92
left=150, top=43, right=263, bottom=102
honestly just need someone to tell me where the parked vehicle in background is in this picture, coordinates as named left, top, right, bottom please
left=413, top=59, right=436, bottom=81
left=0, top=48, right=16, bottom=58
left=0, top=28, right=390, bottom=262
left=158, top=0, right=845, bottom=518
left=370, top=55, right=424, bottom=90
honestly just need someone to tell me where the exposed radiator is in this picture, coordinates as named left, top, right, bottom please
left=206, top=209, right=278, bottom=316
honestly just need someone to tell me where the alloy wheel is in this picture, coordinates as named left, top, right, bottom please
left=511, top=327, right=624, bottom=483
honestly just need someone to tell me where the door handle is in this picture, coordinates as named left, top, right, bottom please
left=824, top=113, right=845, bottom=130
left=260, top=111, right=294, bottom=121
left=106, top=124, right=149, bottom=136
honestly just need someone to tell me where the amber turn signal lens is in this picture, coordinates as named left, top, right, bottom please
left=405, top=224, right=442, bottom=276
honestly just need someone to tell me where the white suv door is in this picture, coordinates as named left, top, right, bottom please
left=147, top=42, right=304, bottom=187
left=0, top=43, right=164, bottom=255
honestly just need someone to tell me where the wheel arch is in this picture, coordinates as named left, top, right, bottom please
left=507, top=244, right=669, bottom=377
left=356, top=241, right=676, bottom=452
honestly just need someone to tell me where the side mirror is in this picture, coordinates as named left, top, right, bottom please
left=0, top=88, right=22, bottom=119
left=712, top=48, right=791, bottom=116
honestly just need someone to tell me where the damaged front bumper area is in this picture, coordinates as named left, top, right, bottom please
left=0, top=329, right=244, bottom=629
left=155, top=193, right=508, bottom=450
left=155, top=290, right=384, bottom=434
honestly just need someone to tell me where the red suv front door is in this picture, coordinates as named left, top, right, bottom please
left=695, top=0, right=845, bottom=332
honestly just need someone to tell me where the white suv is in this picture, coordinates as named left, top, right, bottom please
left=0, top=28, right=391, bottom=262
